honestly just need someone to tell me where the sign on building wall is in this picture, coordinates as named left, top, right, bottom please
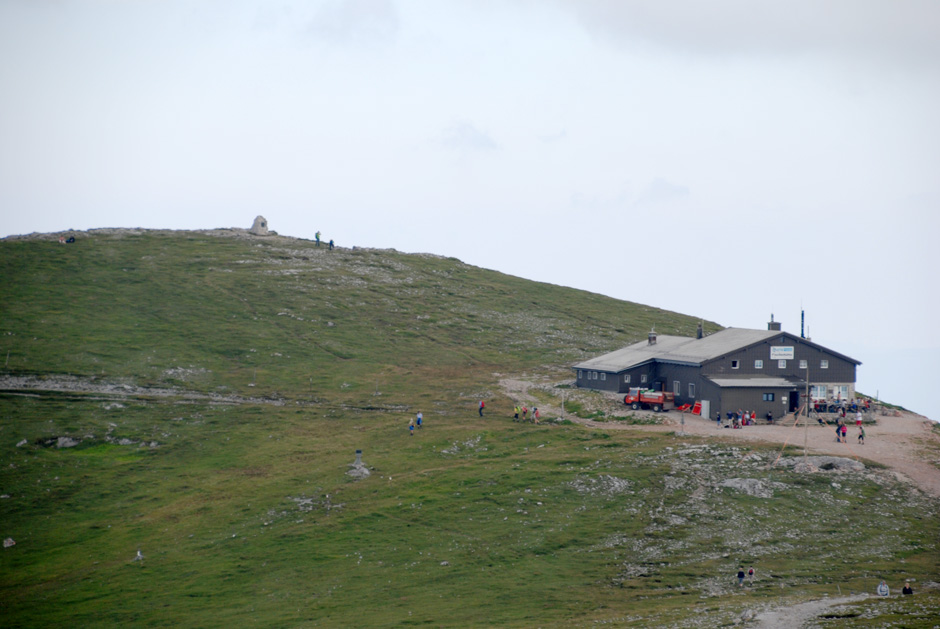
left=770, top=346, right=794, bottom=360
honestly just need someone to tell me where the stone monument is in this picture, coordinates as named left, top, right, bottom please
left=249, top=216, right=269, bottom=236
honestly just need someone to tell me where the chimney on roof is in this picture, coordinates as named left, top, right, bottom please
left=768, top=314, right=781, bottom=331
left=696, top=322, right=703, bottom=339
left=648, top=330, right=657, bottom=345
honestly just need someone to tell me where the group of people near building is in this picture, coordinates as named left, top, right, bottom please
left=717, top=409, right=763, bottom=429
left=407, top=401, right=545, bottom=435
left=512, top=405, right=540, bottom=424
left=834, top=417, right=865, bottom=444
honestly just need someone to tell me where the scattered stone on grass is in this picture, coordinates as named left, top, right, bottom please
left=776, top=456, right=865, bottom=472
left=717, top=478, right=785, bottom=499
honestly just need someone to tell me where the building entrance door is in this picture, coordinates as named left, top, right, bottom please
left=788, top=390, right=800, bottom=413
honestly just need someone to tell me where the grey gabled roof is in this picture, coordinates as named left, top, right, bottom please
left=573, top=327, right=858, bottom=373
left=572, top=334, right=698, bottom=372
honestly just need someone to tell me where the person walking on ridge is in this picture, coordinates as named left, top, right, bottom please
left=479, top=400, right=485, bottom=417
left=315, top=231, right=321, bottom=246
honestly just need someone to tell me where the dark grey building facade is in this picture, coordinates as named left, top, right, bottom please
left=573, top=321, right=861, bottom=421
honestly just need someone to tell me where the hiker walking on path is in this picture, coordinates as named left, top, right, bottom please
left=840, top=423, right=848, bottom=443
left=533, top=408, right=540, bottom=424
left=747, top=567, right=755, bottom=584
left=522, top=406, right=528, bottom=421
left=409, top=416, right=415, bottom=436
left=737, top=568, right=746, bottom=587
left=479, top=400, right=485, bottom=417
left=316, top=231, right=321, bottom=246
left=329, top=239, right=334, bottom=250
left=416, top=412, right=423, bottom=429
left=858, top=426, right=865, bottom=444
left=856, top=411, right=863, bottom=427
left=836, top=421, right=843, bottom=443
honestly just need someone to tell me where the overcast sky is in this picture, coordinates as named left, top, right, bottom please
left=1, top=1, right=938, bottom=417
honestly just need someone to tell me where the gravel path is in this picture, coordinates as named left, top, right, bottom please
left=751, top=594, right=868, bottom=628
left=499, top=378, right=940, bottom=499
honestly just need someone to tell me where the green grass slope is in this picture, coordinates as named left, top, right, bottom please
left=1, top=230, right=937, bottom=627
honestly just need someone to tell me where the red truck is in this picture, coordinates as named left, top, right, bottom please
left=623, top=388, right=675, bottom=412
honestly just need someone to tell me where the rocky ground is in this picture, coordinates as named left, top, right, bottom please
left=500, top=377, right=940, bottom=500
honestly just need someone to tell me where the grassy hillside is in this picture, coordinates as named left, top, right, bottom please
left=0, top=230, right=711, bottom=406
left=1, top=230, right=937, bottom=627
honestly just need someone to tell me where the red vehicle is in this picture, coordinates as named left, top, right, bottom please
left=623, top=388, right=675, bottom=412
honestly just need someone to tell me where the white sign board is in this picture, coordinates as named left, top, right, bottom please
left=770, top=346, right=794, bottom=360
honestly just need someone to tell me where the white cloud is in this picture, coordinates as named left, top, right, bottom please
left=441, top=121, right=499, bottom=153
left=305, top=0, right=399, bottom=47
left=560, top=0, right=940, bottom=70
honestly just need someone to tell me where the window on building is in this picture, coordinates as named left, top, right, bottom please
left=624, top=374, right=631, bottom=383
left=821, top=360, right=829, bottom=369
left=754, top=360, right=763, bottom=369
left=592, top=371, right=598, bottom=380
left=641, top=374, right=647, bottom=383
left=600, top=373, right=606, bottom=381
left=778, top=360, right=787, bottom=369
left=836, top=385, right=848, bottom=399
left=799, top=360, right=807, bottom=369
left=673, top=381, right=680, bottom=395
left=578, top=370, right=583, bottom=379
left=811, top=385, right=828, bottom=399
left=762, top=393, right=775, bottom=402
left=688, top=383, right=695, bottom=397
left=731, top=360, right=740, bottom=369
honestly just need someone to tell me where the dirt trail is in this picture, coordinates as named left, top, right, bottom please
left=751, top=594, right=868, bottom=628
left=499, top=379, right=940, bottom=499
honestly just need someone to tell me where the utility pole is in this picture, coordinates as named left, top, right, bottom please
left=804, top=364, right=810, bottom=462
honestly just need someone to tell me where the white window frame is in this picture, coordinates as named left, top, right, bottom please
left=641, top=374, right=647, bottom=383
left=624, top=374, right=630, bottom=383
left=799, top=359, right=807, bottom=369
left=578, top=370, right=583, bottom=379
left=778, top=360, right=787, bottom=369
left=754, top=360, right=763, bottom=369
left=731, top=360, right=740, bottom=369
left=688, top=383, right=695, bottom=397
left=762, top=393, right=775, bottom=402
left=592, top=371, right=598, bottom=380
left=600, top=373, right=606, bottom=381
left=821, top=360, right=829, bottom=369
left=673, top=380, right=680, bottom=395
